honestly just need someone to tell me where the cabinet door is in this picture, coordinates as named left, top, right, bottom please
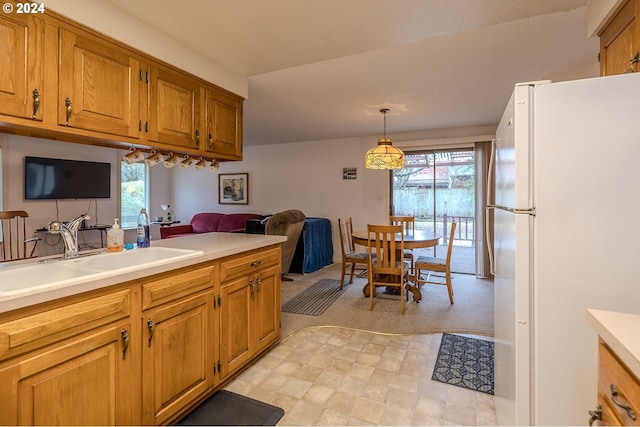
left=0, top=10, right=44, bottom=120
left=219, top=276, right=252, bottom=377
left=204, top=89, right=242, bottom=158
left=142, top=291, right=214, bottom=425
left=58, top=29, right=141, bottom=138
left=0, top=322, right=136, bottom=426
left=600, top=0, right=640, bottom=75
left=253, top=265, right=280, bottom=352
left=148, top=66, right=202, bottom=149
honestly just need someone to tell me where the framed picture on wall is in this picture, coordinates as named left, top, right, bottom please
left=219, top=173, right=249, bottom=205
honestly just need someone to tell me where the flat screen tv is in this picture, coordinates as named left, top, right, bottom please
left=24, top=156, right=111, bottom=200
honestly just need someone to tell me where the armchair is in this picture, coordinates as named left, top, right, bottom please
left=265, top=209, right=306, bottom=280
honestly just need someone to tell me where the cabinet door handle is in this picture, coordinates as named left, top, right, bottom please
left=610, top=384, right=636, bottom=420
left=121, top=328, right=129, bottom=360
left=147, top=318, right=155, bottom=347
left=195, top=129, right=200, bottom=145
left=65, top=97, right=72, bottom=125
left=249, top=278, right=255, bottom=298
left=32, top=89, right=40, bottom=119
left=588, top=406, right=602, bottom=426
left=256, top=277, right=261, bottom=293
left=626, top=52, right=639, bottom=73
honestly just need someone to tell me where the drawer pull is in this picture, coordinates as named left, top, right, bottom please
left=610, top=384, right=636, bottom=420
left=250, top=260, right=262, bottom=268
left=147, top=318, right=155, bottom=348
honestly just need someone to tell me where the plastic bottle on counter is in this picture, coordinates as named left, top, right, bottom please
left=137, top=208, right=150, bottom=248
left=106, top=218, right=124, bottom=252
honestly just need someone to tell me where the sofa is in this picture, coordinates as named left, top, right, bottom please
left=159, top=212, right=264, bottom=239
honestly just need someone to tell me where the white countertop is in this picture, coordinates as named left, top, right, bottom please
left=0, top=232, right=286, bottom=314
left=586, top=309, right=640, bottom=378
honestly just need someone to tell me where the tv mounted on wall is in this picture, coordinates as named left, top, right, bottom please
left=24, top=156, right=111, bottom=200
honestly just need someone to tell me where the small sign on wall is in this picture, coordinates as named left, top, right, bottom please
left=343, top=167, right=357, bottom=180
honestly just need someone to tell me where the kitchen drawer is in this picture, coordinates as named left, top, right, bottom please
left=219, top=246, right=280, bottom=283
left=598, top=340, right=640, bottom=426
left=0, top=288, right=131, bottom=361
left=142, top=264, right=214, bottom=310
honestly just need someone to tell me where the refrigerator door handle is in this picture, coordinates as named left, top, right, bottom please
left=488, top=138, right=496, bottom=206
left=486, top=206, right=495, bottom=275
left=486, top=139, right=497, bottom=275
left=488, top=204, right=537, bottom=216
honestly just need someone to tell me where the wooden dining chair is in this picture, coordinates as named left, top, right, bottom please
left=389, top=215, right=415, bottom=274
left=338, top=217, right=371, bottom=288
left=414, top=221, right=456, bottom=304
left=367, top=224, right=409, bottom=314
left=0, top=210, right=40, bottom=262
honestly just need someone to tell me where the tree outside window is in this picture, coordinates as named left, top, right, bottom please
left=121, top=162, right=147, bottom=228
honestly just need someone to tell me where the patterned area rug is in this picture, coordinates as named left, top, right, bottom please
left=282, top=279, right=346, bottom=316
left=432, top=333, right=494, bottom=395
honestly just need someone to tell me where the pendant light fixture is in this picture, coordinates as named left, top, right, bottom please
left=365, top=108, right=405, bottom=169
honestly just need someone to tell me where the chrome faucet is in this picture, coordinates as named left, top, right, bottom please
left=48, top=214, right=91, bottom=259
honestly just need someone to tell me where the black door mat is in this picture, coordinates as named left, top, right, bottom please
left=431, top=333, right=494, bottom=395
left=175, top=390, right=284, bottom=426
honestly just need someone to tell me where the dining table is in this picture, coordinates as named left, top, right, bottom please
left=351, top=229, right=441, bottom=302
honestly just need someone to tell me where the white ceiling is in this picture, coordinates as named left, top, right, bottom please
left=107, top=0, right=599, bottom=146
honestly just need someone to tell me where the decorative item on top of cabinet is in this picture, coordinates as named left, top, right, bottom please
left=0, top=6, right=44, bottom=121
left=599, top=0, right=640, bottom=76
left=58, top=28, right=141, bottom=138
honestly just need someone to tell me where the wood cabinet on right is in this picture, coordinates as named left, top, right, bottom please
left=599, top=0, right=640, bottom=75
left=596, top=340, right=640, bottom=425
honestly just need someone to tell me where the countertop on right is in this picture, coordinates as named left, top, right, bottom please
left=586, top=309, right=640, bottom=378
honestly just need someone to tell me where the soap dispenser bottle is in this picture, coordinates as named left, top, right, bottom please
left=107, top=218, right=124, bottom=252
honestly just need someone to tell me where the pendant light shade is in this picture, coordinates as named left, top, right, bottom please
left=365, top=109, right=405, bottom=169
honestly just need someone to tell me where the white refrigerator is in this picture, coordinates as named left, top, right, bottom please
left=490, top=73, right=640, bottom=426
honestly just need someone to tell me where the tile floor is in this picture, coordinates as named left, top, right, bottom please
left=225, top=326, right=497, bottom=426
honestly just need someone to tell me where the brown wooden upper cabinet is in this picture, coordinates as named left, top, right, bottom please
left=58, top=29, right=141, bottom=139
left=599, top=0, right=640, bottom=76
left=0, top=5, right=244, bottom=160
left=147, top=66, right=202, bottom=150
left=205, top=88, right=243, bottom=158
left=0, top=12, right=44, bottom=121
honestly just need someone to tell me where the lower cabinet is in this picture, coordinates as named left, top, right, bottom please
left=596, top=340, right=640, bottom=426
left=219, top=264, right=280, bottom=378
left=0, top=245, right=281, bottom=426
left=0, top=319, right=138, bottom=425
left=142, top=290, right=216, bottom=425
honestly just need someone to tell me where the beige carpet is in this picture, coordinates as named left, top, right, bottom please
left=281, top=263, right=494, bottom=338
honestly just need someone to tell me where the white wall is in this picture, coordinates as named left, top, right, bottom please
left=2, top=126, right=494, bottom=260
left=1, top=134, right=174, bottom=255
left=171, top=125, right=495, bottom=261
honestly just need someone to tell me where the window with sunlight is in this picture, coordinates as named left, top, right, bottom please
left=121, top=162, right=147, bottom=229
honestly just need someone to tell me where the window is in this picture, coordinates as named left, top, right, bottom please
left=121, top=162, right=147, bottom=229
